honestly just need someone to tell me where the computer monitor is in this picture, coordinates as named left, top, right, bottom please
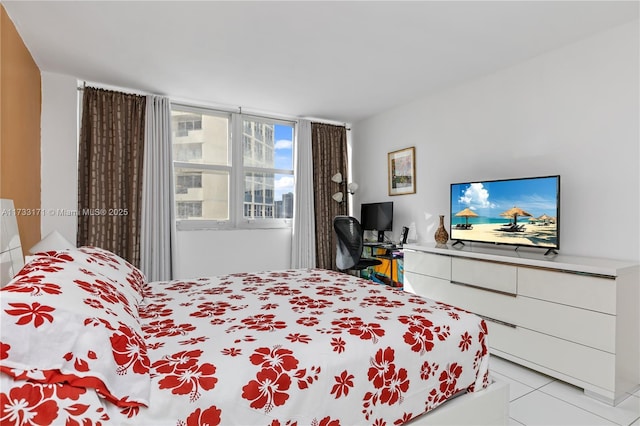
left=360, top=202, right=393, bottom=242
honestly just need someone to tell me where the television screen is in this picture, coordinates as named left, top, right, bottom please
left=450, top=175, right=560, bottom=252
left=361, top=202, right=393, bottom=242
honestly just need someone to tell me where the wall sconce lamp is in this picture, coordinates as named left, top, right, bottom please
left=331, top=172, right=359, bottom=203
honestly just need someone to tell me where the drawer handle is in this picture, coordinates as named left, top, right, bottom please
left=477, top=314, right=517, bottom=329
left=450, top=280, right=517, bottom=297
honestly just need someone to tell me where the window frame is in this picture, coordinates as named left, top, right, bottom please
left=172, top=105, right=296, bottom=231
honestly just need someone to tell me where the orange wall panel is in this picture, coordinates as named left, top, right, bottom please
left=0, top=5, right=42, bottom=254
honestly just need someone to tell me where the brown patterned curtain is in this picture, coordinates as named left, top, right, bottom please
left=311, top=123, right=348, bottom=270
left=77, top=87, right=146, bottom=267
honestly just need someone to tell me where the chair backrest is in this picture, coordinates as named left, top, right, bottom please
left=333, top=215, right=364, bottom=270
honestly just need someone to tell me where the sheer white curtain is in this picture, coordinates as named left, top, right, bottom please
left=291, top=119, right=316, bottom=268
left=140, top=95, right=174, bottom=281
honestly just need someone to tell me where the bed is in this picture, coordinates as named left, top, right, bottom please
left=0, top=244, right=508, bottom=425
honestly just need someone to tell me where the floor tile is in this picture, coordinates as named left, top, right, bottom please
left=491, top=371, right=536, bottom=402
left=539, top=381, right=640, bottom=425
left=490, top=356, right=554, bottom=389
left=510, top=391, right=617, bottom=425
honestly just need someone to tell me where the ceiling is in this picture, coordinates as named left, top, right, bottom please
left=3, top=1, right=638, bottom=123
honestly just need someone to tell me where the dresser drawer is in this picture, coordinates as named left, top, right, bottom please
left=451, top=258, right=517, bottom=295
left=404, top=250, right=451, bottom=280
left=518, top=267, right=616, bottom=314
left=407, top=272, right=615, bottom=352
left=488, top=321, right=616, bottom=392
left=404, top=271, right=448, bottom=300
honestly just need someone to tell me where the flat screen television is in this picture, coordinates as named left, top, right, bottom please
left=361, top=201, right=393, bottom=242
left=450, top=175, right=560, bottom=254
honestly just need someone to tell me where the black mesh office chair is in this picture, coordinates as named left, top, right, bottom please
left=333, top=215, right=382, bottom=274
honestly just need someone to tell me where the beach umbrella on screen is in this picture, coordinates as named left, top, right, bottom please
left=499, top=206, right=532, bottom=225
left=455, top=207, right=479, bottom=227
left=537, top=214, right=551, bottom=224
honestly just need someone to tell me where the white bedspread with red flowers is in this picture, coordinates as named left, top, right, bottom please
left=2, top=268, right=489, bottom=426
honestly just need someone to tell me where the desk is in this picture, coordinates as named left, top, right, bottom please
left=362, top=243, right=404, bottom=288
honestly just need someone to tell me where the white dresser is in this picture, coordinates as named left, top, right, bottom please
left=403, top=243, right=639, bottom=406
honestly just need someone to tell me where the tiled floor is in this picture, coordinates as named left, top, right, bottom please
left=489, top=355, right=640, bottom=426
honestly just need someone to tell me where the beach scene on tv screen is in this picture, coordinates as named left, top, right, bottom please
left=450, top=177, right=559, bottom=248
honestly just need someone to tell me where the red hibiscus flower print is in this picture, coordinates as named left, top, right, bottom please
left=242, top=367, right=292, bottom=412
left=314, top=417, right=340, bottom=426
left=83, top=298, right=104, bottom=310
left=286, top=333, right=311, bottom=344
left=331, top=316, right=364, bottom=330
left=330, top=370, right=354, bottom=398
left=221, top=348, right=242, bottom=357
left=241, top=314, right=287, bottom=332
left=139, top=303, right=173, bottom=319
left=315, top=286, right=345, bottom=296
left=152, top=350, right=202, bottom=374
left=294, top=366, right=321, bottom=390
left=165, top=280, right=198, bottom=292
left=478, top=319, right=488, bottom=355
left=348, top=321, right=385, bottom=343
left=1, top=342, right=9, bottom=360
left=394, top=413, right=415, bottom=425
left=420, top=361, right=438, bottom=381
left=52, top=382, right=87, bottom=401
left=438, top=363, right=463, bottom=397
left=110, top=324, right=150, bottom=375
left=74, top=279, right=129, bottom=306
left=331, top=337, right=346, bottom=354
left=179, top=336, right=209, bottom=346
left=63, top=350, right=98, bottom=373
left=360, top=296, right=404, bottom=309
left=0, top=383, right=58, bottom=425
left=405, top=296, right=428, bottom=306
left=289, top=295, right=333, bottom=312
left=5, top=302, right=55, bottom=327
left=459, top=331, right=472, bottom=351
left=363, top=346, right=410, bottom=418
left=157, top=360, right=217, bottom=402
left=249, top=347, right=299, bottom=372
left=402, top=324, right=435, bottom=354
left=379, top=367, right=409, bottom=405
left=182, top=406, right=222, bottom=426
left=143, top=319, right=196, bottom=338
left=368, top=347, right=397, bottom=389
left=191, top=301, right=232, bottom=318
left=296, top=317, right=319, bottom=327
left=265, top=286, right=302, bottom=297
left=3, top=273, right=62, bottom=296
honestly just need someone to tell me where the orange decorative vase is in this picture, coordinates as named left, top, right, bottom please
left=434, top=215, right=449, bottom=246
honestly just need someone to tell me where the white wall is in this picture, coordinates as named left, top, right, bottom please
left=40, top=73, right=292, bottom=277
left=174, top=228, right=292, bottom=279
left=40, top=72, right=78, bottom=245
left=352, top=20, right=639, bottom=263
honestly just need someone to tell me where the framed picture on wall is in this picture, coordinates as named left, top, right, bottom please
left=388, top=147, right=416, bottom=196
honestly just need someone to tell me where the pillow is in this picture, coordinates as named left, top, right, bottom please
left=28, top=230, right=76, bottom=254
left=0, top=255, right=151, bottom=408
left=31, top=246, right=147, bottom=305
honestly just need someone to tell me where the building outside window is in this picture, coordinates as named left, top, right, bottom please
left=171, top=106, right=295, bottom=229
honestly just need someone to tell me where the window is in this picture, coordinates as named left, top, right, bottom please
left=176, top=172, right=202, bottom=194
left=171, top=106, right=295, bottom=229
left=176, top=201, right=203, bottom=219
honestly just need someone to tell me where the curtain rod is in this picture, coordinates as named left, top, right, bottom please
left=77, top=80, right=351, bottom=128
left=77, top=80, right=160, bottom=98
